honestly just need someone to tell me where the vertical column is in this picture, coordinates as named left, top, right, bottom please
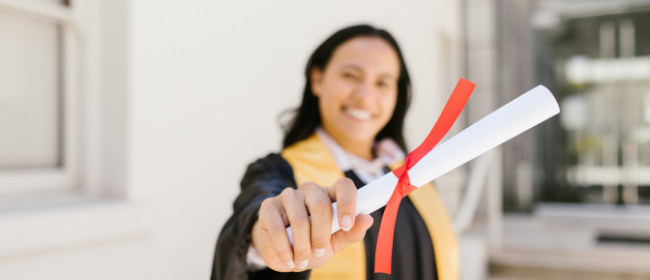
left=599, top=21, right=618, bottom=204
left=620, top=19, right=638, bottom=204
left=464, top=0, right=502, bottom=250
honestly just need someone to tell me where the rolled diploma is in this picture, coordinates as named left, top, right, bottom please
left=287, top=85, right=559, bottom=244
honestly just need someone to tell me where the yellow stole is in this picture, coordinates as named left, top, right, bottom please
left=281, top=134, right=459, bottom=280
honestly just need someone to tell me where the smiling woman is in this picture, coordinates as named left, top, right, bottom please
left=212, top=25, right=458, bottom=280
left=311, top=37, right=400, bottom=161
left=282, top=25, right=411, bottom=159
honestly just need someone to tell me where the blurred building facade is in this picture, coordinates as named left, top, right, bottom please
left=473, top=0, right=650, bottom=279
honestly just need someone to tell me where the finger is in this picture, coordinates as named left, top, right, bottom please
left=259, top=198, right=295, bottom=270
left=280, top=188, right=312, bottom=270
left=331, top=214, right=373, bottom=254
left=300, top=182, right=333, bottom=257
left=326, top=178, right=358, bottom=231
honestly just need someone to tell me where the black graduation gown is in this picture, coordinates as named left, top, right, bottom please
left=210, top=153, right=438, bottom=280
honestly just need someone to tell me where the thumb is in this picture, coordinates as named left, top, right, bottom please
left=331, top=214, right=373, bottom=254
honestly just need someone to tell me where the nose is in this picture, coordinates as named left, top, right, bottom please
left=351, top=79, right=376, bottom=104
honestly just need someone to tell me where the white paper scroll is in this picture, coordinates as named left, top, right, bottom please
left=287, top=85, right=560, bottom=244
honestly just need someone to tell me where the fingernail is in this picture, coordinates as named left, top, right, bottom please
left=298, top=259, right=309, bottom=269
left=314, top=248, right=325, bottom=257
left=341, top=215, right=352, bottom=231
left=286, top=260, right=295, bottom=269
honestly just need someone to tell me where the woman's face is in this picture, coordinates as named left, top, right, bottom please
left=311, top=36, right=400, bottom=151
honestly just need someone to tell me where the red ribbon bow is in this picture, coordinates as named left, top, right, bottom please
left=375, top=78, right=475, bottom=274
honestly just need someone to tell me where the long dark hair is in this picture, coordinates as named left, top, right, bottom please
left=282, top=24, right=412, bottom=152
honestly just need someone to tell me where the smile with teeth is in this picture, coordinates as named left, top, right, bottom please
left=344, top=107, right=373, bottom=121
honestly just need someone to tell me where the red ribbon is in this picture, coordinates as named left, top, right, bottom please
left=375, top=78, right=475, bottom=274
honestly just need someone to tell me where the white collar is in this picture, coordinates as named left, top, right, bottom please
left=315, top=128, right=406, bottom=184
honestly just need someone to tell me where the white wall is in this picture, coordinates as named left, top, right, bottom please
left=0, top=1, right=461, bottom=279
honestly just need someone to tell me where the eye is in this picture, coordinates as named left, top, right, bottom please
left=342, top=71, right=359, bottom=80
left=377, top=80, right=393, bottom=89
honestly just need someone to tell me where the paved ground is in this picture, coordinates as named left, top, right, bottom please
left=483, top=204, right=650, bottom=280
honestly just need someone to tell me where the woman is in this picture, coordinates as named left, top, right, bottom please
left=212, top=25, right=458, bottom=280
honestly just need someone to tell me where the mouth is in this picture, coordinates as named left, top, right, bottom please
left=343, top=107, right=373, bottom=121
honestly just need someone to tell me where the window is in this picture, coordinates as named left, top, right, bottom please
left=0, top=0, right=143, bottom=260
left=0, top=0, right=80, bottom=200
left=0, top=0, right=81, bottom=201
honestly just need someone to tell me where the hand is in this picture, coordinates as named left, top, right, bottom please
left=250, top=178, right=373, bottom=272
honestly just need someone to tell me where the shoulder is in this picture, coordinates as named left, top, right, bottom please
left=246, top=153, right=290, bottom=172
left=241, top=153, right=296, bottom=189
